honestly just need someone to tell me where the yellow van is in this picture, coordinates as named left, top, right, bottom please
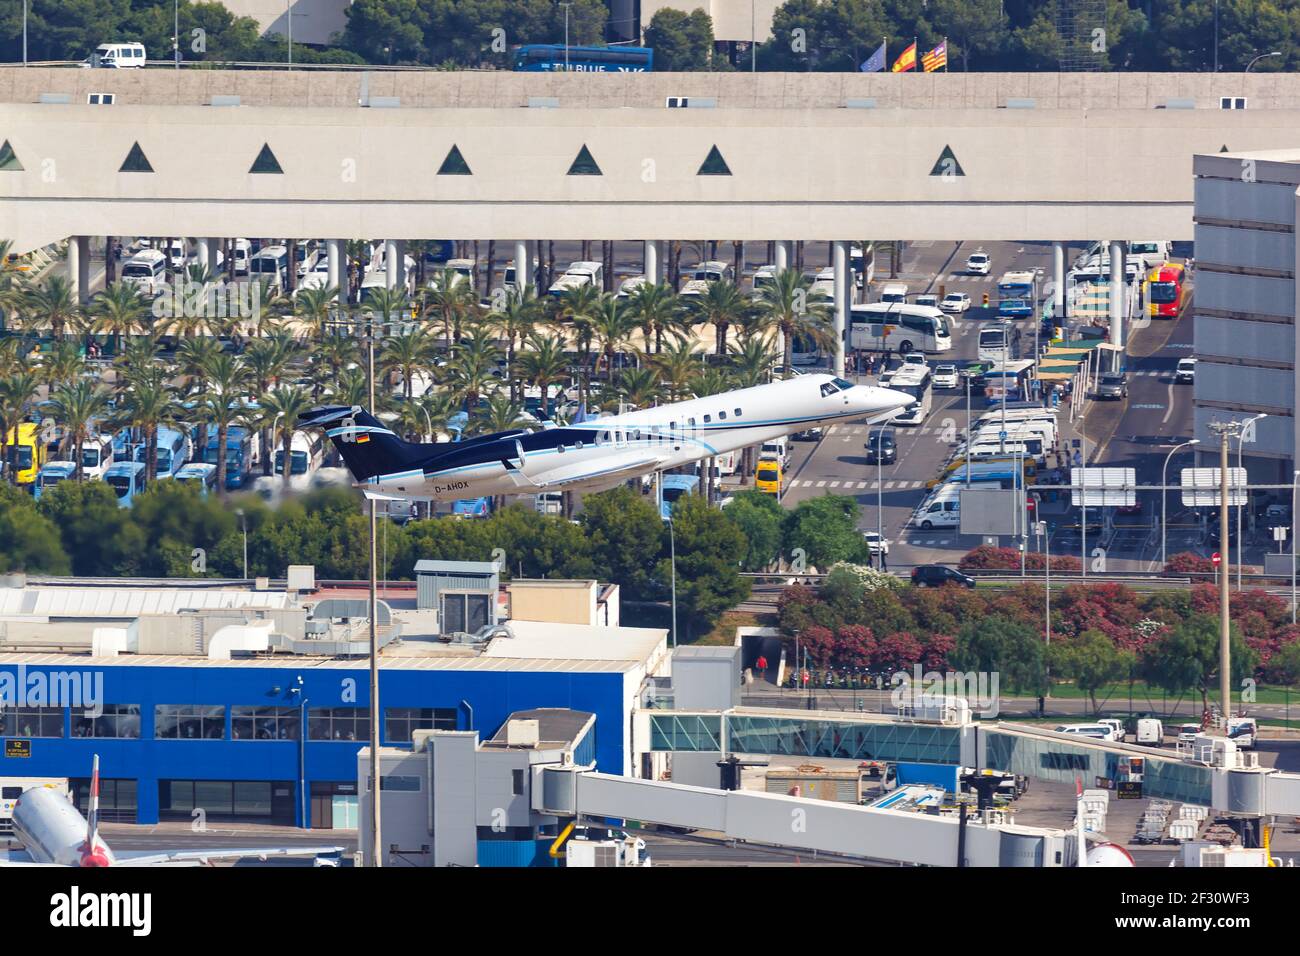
left=755, top=457, right=783, bottom=496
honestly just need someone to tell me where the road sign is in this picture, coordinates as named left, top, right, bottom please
left=999, top=430, right=1007, bottom=441
left=1274, top=526, right=1288, bottom=542
left=1211, top=552, right=1221, bottom=567
left=1180, top=467, right=1247, bottom=507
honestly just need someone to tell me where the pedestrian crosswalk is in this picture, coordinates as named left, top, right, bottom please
left=944, top=273, right=996, bottom=283
left=789, top=478, right=930, bottom=490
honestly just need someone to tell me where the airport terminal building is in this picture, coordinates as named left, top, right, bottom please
left=0, top=570, right=667, bottom=829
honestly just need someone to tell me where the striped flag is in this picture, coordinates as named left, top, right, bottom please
left=891, top=41, right=917, bottom=73
left=922, top=40, right=948, bottom=73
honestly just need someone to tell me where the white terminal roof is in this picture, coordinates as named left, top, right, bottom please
left=0, top=586, right=291, bottom=618
left=0, top=652, right=639, bottom=673
left=483, top=621, right=668, bottom=665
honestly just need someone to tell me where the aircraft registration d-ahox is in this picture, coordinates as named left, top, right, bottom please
left=300, top=373, right=915, bottom=501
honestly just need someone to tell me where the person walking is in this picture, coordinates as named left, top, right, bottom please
left=879, top=547, right=888, bottom=572
left=755, top=653, right=768, bottom=678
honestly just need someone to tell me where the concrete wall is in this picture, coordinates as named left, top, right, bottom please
left=6, top=67, right=1300, bottom=110
left=5, top=98, right=1300, bottom=250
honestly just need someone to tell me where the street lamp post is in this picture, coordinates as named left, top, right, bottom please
left=235, top=508, right=248, bottom=579
left=1292, top=470, right=1300, bottom=624
left=1214, top=0, right=1220, bottom=72
left=22, top=0, right=27, bottom=67
left=1161, top=439, right=1200, bottom=567
left=361, top=317, right=381, bottom=867
left=561, top=3, right=573, bottom=72
left=664, top=515, right=677, bottom=648
left=1246, top=51, right=1282, bottom=72
left=1236, top=414, right=1267, bottom=592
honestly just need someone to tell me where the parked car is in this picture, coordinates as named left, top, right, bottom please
left=1176, top=357, right=1196, bottom=383
left=864, top=428, right=897, bottom=465
left=911, top=565, right=976, bottom=588
left=793, top=425, right=824, bottom=440
left=932, top=364, right=959, bottom=389
left=966, top=252, right=991, bottom=275
left=1094, top=373, right=1128, bottom=400
left=902, top=352, right=927, bottom=368
left=941, top=292, right=972, bottom=313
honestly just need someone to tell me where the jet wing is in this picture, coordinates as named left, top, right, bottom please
left=114, top=845, right=346, bottom=867
left=516, top=451, right=670, bottom=491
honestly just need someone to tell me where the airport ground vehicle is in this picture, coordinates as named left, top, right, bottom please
left=104, top=460, right=147, bottom=507
left=1128, top=240, right=1172, bottom=270
left=850, top=303, right=953, bottom=355
left=134, top=425, right=190, bottom=480
left=4, top=423, right=45, bottom=486
left=275, top=432, right=326, bottom=488
left=913, top=491, right=961, bottom=529
left=204, top=425, right=257, bottom=489
left=513, top=44, right=654, bottom=72
left=864, top=428, right=896, bottom=465
left=549, top=261, right=603, bottom=295
left=850, top=244, right=875, bottom=288
left=981, top=359, right=1036, bottom=405
left=1227, top=717, right=1257, bottom=749
left=760, top=436, right=790, bottom=468
left=1136, top=718, right=1164, bottom=745
left=681, top=261, right=734, bottom=297
left=660, top=473, right=700, bottom=518
left=996, top=271, right=1037, bottom=318
left=977, top=322, right=1018, bottom=364
left=1055, top=723, right=1112, bottom=740
left=1146, top=262, right=1188, bottom=318
left=966, top=252, right=991, bottom=275
left=755, top=458, right=782, bottom=496
left=1176, top=357, right=1196, bottom=383
left=1095, top=373, right=1128, bottom=399
left=911, top=564, right=975, bottom=588
left=84, top=42, right=146, bottom=68
left=121, top=249, right=167, bottom=296
left=175, top=462, right=218, bottom=496
left=940, top=454, right=1036, bottom=483
left=78, top=434, right=114, bottom=480
left=33, top=461, right=77, bottom=501
left=931, top=364, right=959, bottom=389
left=248, top=245, right=289, bottom=289
left=940, top=292, right=971, bottom=313
left=888, top=365, right=932, bottom=426
left=942, top=461, right=1026, bottom=489
left=879, top=283, right=908, bottom=304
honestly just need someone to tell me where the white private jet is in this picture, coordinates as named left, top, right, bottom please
left=0, top=756, right=344, bottom=867
left=300, top=373, right=914, bottom=501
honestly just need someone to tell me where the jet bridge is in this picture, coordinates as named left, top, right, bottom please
left=534, top=767, right=1078, bottom=867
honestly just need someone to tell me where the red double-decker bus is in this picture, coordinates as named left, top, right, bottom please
left=1146, top=262, right=1188, bottom=318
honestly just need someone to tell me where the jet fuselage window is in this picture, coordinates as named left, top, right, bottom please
left=820, top=383, right=838, bottom=397
left=719, top=411, right=727, bottom=420
left=734, top=408, right=742, bottom=416
left=703, top=414, right=712, bottom=423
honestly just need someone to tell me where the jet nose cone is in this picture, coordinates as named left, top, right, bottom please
left=875, top=387, right=916, bottom=412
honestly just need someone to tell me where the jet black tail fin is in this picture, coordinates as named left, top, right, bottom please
left=299, top=405, right=432, bottom=482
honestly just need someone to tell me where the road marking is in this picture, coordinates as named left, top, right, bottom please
left=1162, top=380, right=1177, bottom=425
left=816, top=480, right=826, bottom=488
left=856, top=481, right=868, bottom=489
left=829, top=480, right=841, bottom=488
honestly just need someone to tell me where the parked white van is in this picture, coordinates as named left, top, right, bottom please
left=1054, top=723, right=1113, bottom=740
left=759, top=436, right=789, bottom=468
left=84, top=42, right=147, bottom=68
left=230, top=239, right=252, bottom=276
left=915, top=491, right=960, bottom=529
left=880, top=283, right=909, bottom=305
left=1127, top=240, right=1171, bottom=271
left=248, top=245, right=289, bottom=289
left=120, top=249, right=166, bottom=296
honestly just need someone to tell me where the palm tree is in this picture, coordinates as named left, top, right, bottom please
left=422, top=269, right=478, bottom=345
left=625, top=281, right=681, bottom=354
left=112, top=378, right=180, bottom=482
left=175, top=337, right=224, bottom=390
left=245, top=336, right=298, bottom=475
left=24, top=274, right=80, bottom=340
left=442, top=323, right=502, bottom=411
left=293, top=285, right=342, bottom=341
left=612, top=367, right=664, bottom=411
left=0, top=338, right=19, bottom=379
left=551, top=284, right=602, bottom=404
left=728, top=334, right=779, bottom=388
left=490, top=285, right=544, bottom=398
left=90, top=281, right=152, bottom=355
left=513, top=332, right=569, bottom=417
left=475, top=393, right=530, bottom=435
left=36, top=341, right=85, bottom=393
left=0, top=371, right=41, bottom=484
left=686, top=278, right=749, bottom=356
left=589, top=295, right=640, bottom=385
left=380, top=326, right=436, bottom=400
left=364, top=286, right=410, bottom=328
left=689, top=366, right=732, bottom=503
left=46, top=379, right=111, bottom=480
left=397, top=389, right=455, bottom=442
left=259, top=385, right=314, bottom=489
left=194, top=352, right=251, bottom=495
left=753, top=268, right=833, bottom=377
left=310, top=335, right=360, bottom=399
left=652, top=339, right=703, bottom=402
left=0, top=239, right=27, bottom=329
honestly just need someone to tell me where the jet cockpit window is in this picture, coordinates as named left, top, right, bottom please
left=820, top=382, right=840, bottom=397
left=832, top=377, right=855, bottom=390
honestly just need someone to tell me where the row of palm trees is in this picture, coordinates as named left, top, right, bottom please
left=0, top=237, right=842, bottom=494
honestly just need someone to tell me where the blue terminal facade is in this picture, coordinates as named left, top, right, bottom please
left=0, top=659, right=628, bottom=827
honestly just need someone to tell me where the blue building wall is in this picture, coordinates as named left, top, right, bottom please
left=0, top=662, right=626, bottom=826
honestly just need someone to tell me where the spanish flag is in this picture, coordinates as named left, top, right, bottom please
left=922, top=40, right=948, bottom=73
left=891, top=40, right=917, bottom=73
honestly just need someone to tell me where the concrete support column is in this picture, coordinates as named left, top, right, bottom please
left=67, top=236, right=90, bottom=304
left=832, top=240, right=848, bottom=376
left=1108, top=240, right=1125, bottom=348
left=514, top=240, right=529, bottom=291
left=207, top=238, right=221, bottom=275
left=329, top=239, right=346, bottom=304
left=643, top=240, right=660, bottom=284
left=1052, top=241, right=1065, bottom=321
left=527, top=240, right=541, bottom=288
left=386, top=239, right=406, bottom=293
left=196, top=238, right=209, bottom=271
left=774, top=240, right=792, bottom=273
